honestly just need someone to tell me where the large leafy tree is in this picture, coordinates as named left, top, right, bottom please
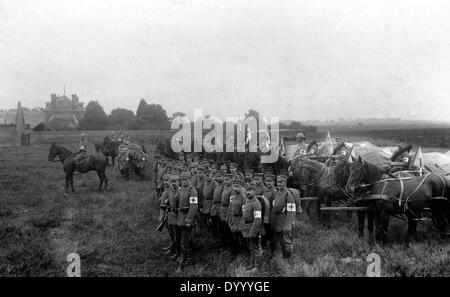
left=108, top=108, right=136, bottom=130
left=136, top=98, right=170, bottom=130
left=78, top=100, right=108, bottom=130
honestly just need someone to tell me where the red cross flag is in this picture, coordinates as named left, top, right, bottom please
left=410, top=146, right=424, bottom=176
left=254, top=210, right=262, bottom=219
left=321, top=131, right=333, bottom=156
left=189, top=197, right=198, bottom=204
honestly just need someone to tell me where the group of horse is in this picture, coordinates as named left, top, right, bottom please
left=47, top=136, right=149, bottom=194
left=287, top=153, right=450, bottom=244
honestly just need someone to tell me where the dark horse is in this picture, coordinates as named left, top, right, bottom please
left=289, top=156, right=351, bottom=225
left=346, top=156, right=450, bottom=243
left=48, top=143, right=108, bottom=194
left=95, top=136, right=120, bottom=167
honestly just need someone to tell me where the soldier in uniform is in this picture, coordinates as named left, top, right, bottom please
left=240, top=182, right=263, bottom=271
left=167, top=175, right=181, bottom=262
left=194, top=167, right=205, bottom=237
left=117, top=131, right=124, bottom=143
left=270, top=175, right=296, bottom=259
left=219, top=173, right=233, bottom=246
left=159, top=174, right=173, bottom=254
left=244, top=168, right=254, bottom=183
left=74, top=132, right=89, bottom=173
left=288, top=133, right=309, bottom=161
left=230, top=162, right=238, bottom=176
left=110, top=131, right=117, bottom=142
left=393, top=140, right=411, bottom=163
left=253, top=173, right=267, bottom=196
left=219, top=164, right=228, bottom=174
left=210, top=170, right=225, bottom=238
left=228, top=173, right=246, bottom=255
left=190, top=162, right=199, bottom=188
left=201, top=169, right=215, bottom=229
left=262, top=172, right=277, bottom=250
left=176, top=172, right=198, bottom=272
left=155, top=158, right=167, bottom=198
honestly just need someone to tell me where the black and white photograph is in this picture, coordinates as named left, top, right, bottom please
left=1, top=0, right=450, bottom=282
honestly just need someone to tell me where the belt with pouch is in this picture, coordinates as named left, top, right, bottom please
left=179, top=207, right=189, bottom=214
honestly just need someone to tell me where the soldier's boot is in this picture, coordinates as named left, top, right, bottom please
left=170, top=253, right=179, bottom=262
left=161, top=243, right=172, bottom=252
left=245, top=254, right=255, bottom=270
left=248, top=256, right=262, bottom=274
left=282, top=250, right=292, bottom=259
left=175, top=253, right=188, bottom=273
left=162, top=248, right=173, bottom=256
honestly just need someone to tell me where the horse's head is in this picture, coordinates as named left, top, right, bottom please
left=48, top=142, right=59, bottom=162
left=346, top=156, right=366, bottom=192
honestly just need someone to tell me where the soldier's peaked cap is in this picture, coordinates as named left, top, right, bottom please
left=264, top=172, right=276, bottom=179
left=180, top=172, right=192, bottom=179
left=277, top=174, right=288, bottom=180
left=253, top=173, right=263, bottom=178
left=170, top=175, right=180, bottom=180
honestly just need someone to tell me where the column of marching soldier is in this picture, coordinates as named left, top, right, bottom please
left=154, top=153, right=297, bottom=273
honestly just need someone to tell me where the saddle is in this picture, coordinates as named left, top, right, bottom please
left=75, top=154, right=91, bottom=171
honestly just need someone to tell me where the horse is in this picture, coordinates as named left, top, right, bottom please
left=48, top=143, right=108, bottom=194
left=346, top=156, right=450, bottom=243
left=259, top=154, right=291, bottom=177
left=289, top=156, right=351, bottom=225
left=96, top=136, right=121, bottom=167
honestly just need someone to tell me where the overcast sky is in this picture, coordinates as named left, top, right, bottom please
left=1, top=0, right=449, bottom=121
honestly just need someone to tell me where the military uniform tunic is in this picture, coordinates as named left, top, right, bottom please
left=240, top=196, right=263, bottom=238
left=210, top=182, right=224, bottom=217
left=177, top=186, right=198, bottom=226
left=219, top=184, right=233, bottom=222
left=270, top=188, right=296, bottom=232
left=201, top=179, right=215, bottom=215
left=228, top=192, right=245, bottom=233
left=254, top=183, right=267, bottom=197
left=167, top=187, right=180, bottom=225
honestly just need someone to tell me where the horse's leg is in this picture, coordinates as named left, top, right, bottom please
left=323, top=195, right=331, bottom=229
left=97, top=171, right=103, bottom=192
left=431, top=206, right=447, bottom=239
left=65, top=173, right=70, bottom=194
left=70, top=173, right=75, bottom=193
left=406, top=215, right=418, bottom=243
left=357, top=210, right=365, bottom=238
left=102, top=171, right=108, bottom=191
left=379, top=207, right=391, bottom=244
left=374, top=207, right=382, bottom=242
left=367, top=210, right=375, bottom=244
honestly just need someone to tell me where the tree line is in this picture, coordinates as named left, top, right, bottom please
left=78, top=102, right=316, bottom=133
left=78, top=98, right=176, bottom=131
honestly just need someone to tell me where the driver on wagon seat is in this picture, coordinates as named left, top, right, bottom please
left=288, top=132, right=309, bottom=161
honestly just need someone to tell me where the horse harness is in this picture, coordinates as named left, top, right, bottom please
left=362, top=173, right=447, bottom=212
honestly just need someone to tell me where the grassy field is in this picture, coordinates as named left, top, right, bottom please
left=1, top=144, right=450, bottom=277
